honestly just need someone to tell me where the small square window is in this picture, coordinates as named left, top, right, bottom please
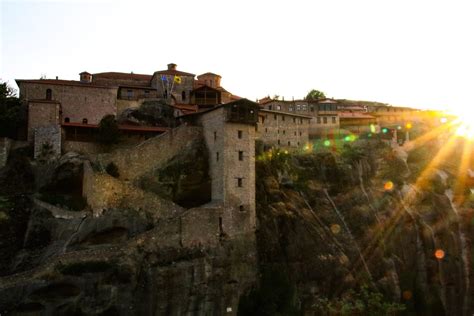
left=238, top=130, right=243, bottom=139
left=237, top=178, right=243, bottom=187
left=239, top=205, right=245, bottom=212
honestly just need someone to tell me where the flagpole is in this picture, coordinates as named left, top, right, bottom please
left=160, top=75, right=166, bottom=98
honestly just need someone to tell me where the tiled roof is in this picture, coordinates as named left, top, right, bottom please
left=339, top=112, right=375, bottom=119
left=260, top=109, right=313, bottom=119
left=16, top=79, right=115, bottom=89
left=154, top=69, right=195, bottom=77
left=27, top=99, right=61, bottom=104
left=197, top=72, right=221, bottom=78
left=93, top=72, right=152, bottom=81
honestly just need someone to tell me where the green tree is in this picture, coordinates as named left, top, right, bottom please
left=0, top=81, right=25, bottom=138
left=97, top=114, right=120, bottom=145
left=305, top=89, right=326, bottom=101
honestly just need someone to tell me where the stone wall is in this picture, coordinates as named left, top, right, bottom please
left=34, top=126, right=61, bottom=160
left=96, top=125, right=202, bottom=181
left=63, top=141, right=105, bottom=155
left=151, top=74, right=194, bottom=104
left=27, top=101, right=61, bottom=141
left=258, top=109, right=310, bottom=149
left=0, top=137, right=11, bottom=168
left=82, top=161, right=183, bottom=219
left=19, top=81, right=117, bottom=125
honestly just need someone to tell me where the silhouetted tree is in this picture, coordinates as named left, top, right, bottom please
left=305, top=89, right=326, bottom=101
left=0, top=81, right=26, bottom=138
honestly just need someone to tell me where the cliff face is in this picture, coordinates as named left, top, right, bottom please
left=0, top=137, right=473, bottom=315
left=251, top=140, right=473, bottom=315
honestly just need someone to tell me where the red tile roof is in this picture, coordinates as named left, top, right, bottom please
left=154, top=69, right=195, bottom=77
left=197, top=72, right=221, bottom=78
left=27, top=99, right=61, bottom=104
left=339, top=112, right=375, bottom=119
left=92, top=72, right=152, bottom=81
left=16, top=79, right=115, bottom=89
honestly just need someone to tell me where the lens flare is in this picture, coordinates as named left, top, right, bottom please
left=384, top=181, right=394, bottom=191
left=434, top=249, right=445, bottom=260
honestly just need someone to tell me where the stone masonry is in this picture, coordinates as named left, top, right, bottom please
left=0, top=137, right=11, bottom=168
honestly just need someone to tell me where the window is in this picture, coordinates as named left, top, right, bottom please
left=216, top=152, right=219, bottom=161
left=288, top=141, right=291, bottom=146
left=277, top=129, right=280, bottom=134
left=276, top=105, right=281, bottom=110
left=294, top=131, right=297, bottom=136
left=268, top=105, right=273, bottom=110
left=214, top=131, right=217, bottom=141
left=278, top=139, right=280, bottom=145
left=46, top=89, right=52, bottom=100
left=293, top=118, right=296, bottom=123
left=300, top=118, right=303, bottom=124
left=299, top=131, right=302, bottom=136
left=282, top=115, right=285, bottom=121
left=283, top=130, right=285, bottom=135
left=239, top=205, right=245, bottom=212
left=182, top=91, right=186, bottom=101
left=64, top=117, right=70, bottom=123
left=127, top=89, right=133, bottom=99
left=310, top=106, right=314, bottom=112
left=237, top=178, right=243, bottom=187
left=274, top=114, right=277, bottom=120
left=297, top=142, right=300, bottom=146
left=296, top=104, right=301, bottom=111
left=332, top=117, right=336, bottom=124
left=265, top=128, right=268, bottom=133
left=145, top=90, right=150, bottom=96
left=317, top=117, right=321, bottom=124
left=238, top=151, right=244, bottom=161
left=82, top=118, right=88, bottom=124
left=289, top=106, right=294, bottom=112
left=323, top=117, right=327, bottom=124
left=238, top=130, right=243, bottom=139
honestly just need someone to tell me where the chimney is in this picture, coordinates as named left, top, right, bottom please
left=79, top=71, right=92, bottom=83
left=167, top=63, right=177, bottom=71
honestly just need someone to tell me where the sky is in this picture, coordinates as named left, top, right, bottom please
left=1, top=0, right=473, bottom=111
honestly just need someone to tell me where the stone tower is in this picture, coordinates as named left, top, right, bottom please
left=191, top=99, right=259, bottom=237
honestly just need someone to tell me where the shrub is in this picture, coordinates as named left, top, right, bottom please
left=97, top=115, right=120, bottom=145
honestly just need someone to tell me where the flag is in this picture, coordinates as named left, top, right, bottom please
left=174, top=75, right=182, bottom=84
left=161, top=75, right=167, bottom=81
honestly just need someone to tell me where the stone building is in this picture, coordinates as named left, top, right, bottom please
left=258, top=98, right=339, bottom=137
left=257, top=109, right=311, bottom=149
left=182, top=99, right=259, bottom=237
left=16, top=63, right=238, bottom=153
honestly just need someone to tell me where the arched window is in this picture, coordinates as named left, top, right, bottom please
left=64, top=117, right=70, bottom=123
left=46, top=89, right=52, bottom=100
left=82, top=118, right=88, bottom=124
left=182, top=91, right=186, bottom=101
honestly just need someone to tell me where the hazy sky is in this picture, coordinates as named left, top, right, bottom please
left=1, top=0, right=473, bottom=111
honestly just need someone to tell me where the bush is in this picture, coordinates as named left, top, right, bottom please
left=97, top=115, right=120, bottom=145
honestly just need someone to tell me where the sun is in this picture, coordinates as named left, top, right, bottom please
left=452, top=108, right=474, bottom=139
